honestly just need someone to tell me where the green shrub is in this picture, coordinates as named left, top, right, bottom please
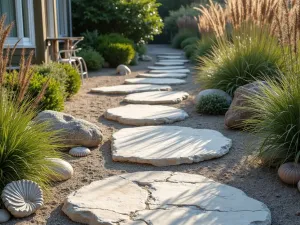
left=184, top=44, right=197, bottom=59
left=196, top=25, right=283, bottom=96
left=172, top=30, right=198, bottom=49
left=196, top=94, right=230, bottom=115
left=97, top=33, right=134, bottom=54
left=28, top=73, right=65, bottom=111
left=80, top=30, right=100, bottom=50
left=104, top=43, right=135, bottom=67
left=72, top=0, right=163, bottom=43
left=135, top=43, right=147, bottom=56
left=77, top=48, right=104, bottom=71
left=0, top=92, right=62, bottom=195
left=56, top=63, right=81, bottom=98
left=181, top=37, right=199, bottom=49
left=192, top=35, right=216, bottom=62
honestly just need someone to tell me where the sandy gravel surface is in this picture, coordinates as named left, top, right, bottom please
left=5, top=45, right=300, bottom=225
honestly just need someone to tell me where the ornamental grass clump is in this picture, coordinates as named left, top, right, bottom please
left=196, top=24, right=283, bottom=96
left=0, top=93, right=63, bottom=194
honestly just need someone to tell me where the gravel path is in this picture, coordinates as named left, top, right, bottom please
left=6, top=44, right=300, bottom=225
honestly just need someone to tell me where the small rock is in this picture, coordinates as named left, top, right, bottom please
left=116, top=65, right=131, bottom=75
left=0, top=209, right=10, bottom=223
left=141, top=55, right=152, bottom=61
left=48, top=158, right=74, bottom=182
left=34, top=110, right=103, bottom=148
left=69, top=147, right=91, bottom=157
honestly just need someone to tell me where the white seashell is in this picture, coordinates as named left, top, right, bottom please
left=47, top=158, right=74, bottom=181
left=0, top=209, right=11, bottom=223
left=1, top=180, right=43, bottom=218
left=69, top=147, right=91, bottom=157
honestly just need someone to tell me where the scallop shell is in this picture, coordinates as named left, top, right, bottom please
left=1, top=180, right=43, bottom=218
left=278, top=162, right=300, bottom=185
left=0, top=209, right=11, bottom=223
left=69, top=147, right=91, bottom=157
left=48, top=158, right=74, bottom=182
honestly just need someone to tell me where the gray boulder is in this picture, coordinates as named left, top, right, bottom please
left=195, top=89, right=232, bottom=105
left=225, top=81, right=267, bottom=129
left=34, top=110, right=103, bottom=147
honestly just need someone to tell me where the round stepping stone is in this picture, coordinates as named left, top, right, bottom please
left=112, top=126, right=232, bottom=166
left=155, top=62, right=184, bottom=66
left=104, top=105, right=188, bottom=126
left=148, top=66, right=186, bottom=70
left=62, top=171, right=271, bottom=225
left=125, top=78, right=186, bottom=85
left=138, top=73, right=187, bottom=79
left=124, top=91, right=189, bottom=104
left=158, top=59, right=190, bottom=63
left=91, top=84, right=172, bottom=94
left=150, top=69, right=190, bottom=74
left=157, top=55, right=185, bottom=59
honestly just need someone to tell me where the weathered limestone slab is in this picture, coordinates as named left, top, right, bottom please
left=158, top=53, right=184, bottom=56
left=138, top=73, right=187, bottom=79
left=148, top=66, right=186, bottom=70
left=63, top=172, right=271, bottom=225
left=150, top=69, right=190, bottom=74
left=91, top=84, right=172, bottom=94
left=112, top=126, right=232, bottom=166
left=155, top=62, right=184, bottom=66
left=157, top=56, right=185, bottom=59
left=158, top=59, right=190, bottom=63
left=104, top=105, right=189, bottom=126
left=125, top=78, right=186, bottom=85
left=124, top=91, right=189, bottom=104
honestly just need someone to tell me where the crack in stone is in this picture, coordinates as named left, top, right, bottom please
left=72, top=204, right=131, bottom=216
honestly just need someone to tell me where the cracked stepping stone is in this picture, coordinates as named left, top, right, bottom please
left=104, top=105, right=188, bottom=126
left=158, top=59, right=190, bottom=63
left=90, top=84, right=172, bottom=94
left=138, top=73, right=187, bottom=79
left=63, top=171, right=271, bottom=225
left=112, top=126, right=231, bottom=166
left=148, top=66, right=186, bottom=70
left=125, top=78, right=186, bottom=85
left=155, top=62, right=185, bottom=66
left=124, top=91, right=189, bottom=104
left=157, top=56, right=186, bottom=59
left=150, top=69, right=190, bottom=74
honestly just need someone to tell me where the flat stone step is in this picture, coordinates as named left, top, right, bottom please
left=63, top=171, right=271, bottom=225
left=124, top=91, right=189, bottom=104
left=138, top=73, right=187, bottom=79
left=155, top=62, right=185, bottom=66
left=157, top=53, right=184, bottom=56
left=112, top=126, right=232, bottom=166
left=148, top=66, right=186, bottom=70
left=91, top=84, right=172, bottom=94
left=157, top=56, right=186, bottom=59
left=158, top=59, right=190, bottom=63
left=125, top=78, right=186, bottom=85
left=150, top=69, right=190, bottom=74
left=104, top=105, right=188, bottom=126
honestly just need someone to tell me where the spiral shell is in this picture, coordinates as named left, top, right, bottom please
left=278, top=162, right=300, bottom=185
left=69, top=147, right=91, bottom=157
left=48, top=158, right=74, bottom=182
left=1, top=180, right=43, bottom=218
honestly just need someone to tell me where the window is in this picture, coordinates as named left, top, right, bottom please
left=0, top=0, right=35, bottom=47
left=56, top=0, right=70, bottom=37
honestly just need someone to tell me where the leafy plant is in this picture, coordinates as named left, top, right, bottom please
left=80, top=30, right=100, bottom=50
left=181, top=37, right=199, bottom=49
left=196, top=24, right=283, bottom=96
left=72, top=0, right=163, bottom=43
left=104, top=43, right=135, bottom=67
left=172, top=29, right=198, bottom=49
left=135, top=43, right=147, bottom=56
left=0, top=92, right=62, bottom=195
left=77, top=48, right=104, bottom=71
left=184, top=44, right=197, bottom=59
left=192, top=35, right=216, bottom=62
left=196, top=94, right=230, bottom=115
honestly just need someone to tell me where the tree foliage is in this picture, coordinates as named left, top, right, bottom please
left=72, top=0, right=163, bottom=43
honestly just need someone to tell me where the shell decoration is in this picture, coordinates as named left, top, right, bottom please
left=47, top=158, right=74, bottom=182
left=1, top=180, right=43, bottom=218
left=69, top=147, right=91, bottom=157
left=278, top=162, right=300, bottom=185
left=0, top=209, right=11, bottom=223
